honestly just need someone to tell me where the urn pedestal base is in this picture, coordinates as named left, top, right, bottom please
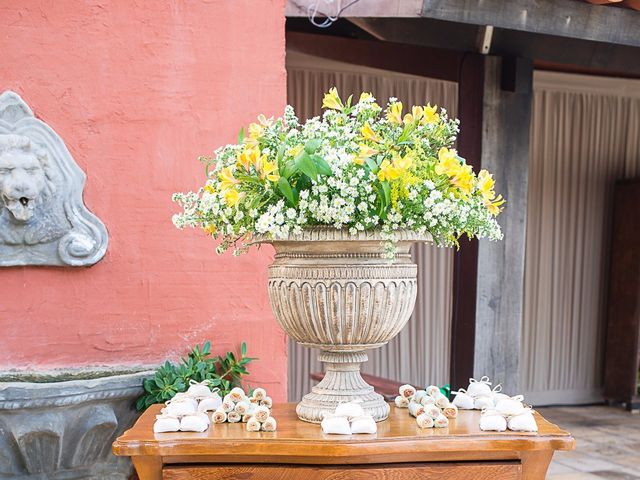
left=296, top=351, right=389, bottom=423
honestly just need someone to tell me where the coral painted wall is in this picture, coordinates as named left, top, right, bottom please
left=0, top=1, right=288, bottom=399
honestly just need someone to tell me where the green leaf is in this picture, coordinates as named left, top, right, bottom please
left=237, top=127, right=245, bottom=144
left=241, top=342, right=247, bottom=357
left=296, top=152, right=318, bottom=181
left=277, top=177, right=296, bottom=206
left=281, top=160, right=297, bottom=179
left=381, top=181, right=391, bottom=205
left=365, top=157, right=378, bottom=173
left=304, top=138, right=322, bottom=154
left=311, top=155, right=332, bottom=176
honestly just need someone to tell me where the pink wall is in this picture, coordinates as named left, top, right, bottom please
left=0, top=1, right=288, bottom=399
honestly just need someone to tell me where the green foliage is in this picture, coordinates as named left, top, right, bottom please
left=135, top=340, right=255, bottom=411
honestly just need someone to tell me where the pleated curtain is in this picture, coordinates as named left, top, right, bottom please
left=286, top=50, right=457, bottom=401
left=522, top=71, right=640, bottom=404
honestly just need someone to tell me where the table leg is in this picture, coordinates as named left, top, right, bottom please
left=521, top=450, right=553, bottom=480
left=132, top=456, right=162, bottom=480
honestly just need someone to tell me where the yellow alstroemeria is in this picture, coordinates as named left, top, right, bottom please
left=224, top=188, right=243, bottom=207
left=236, top=147, right=261, bottom=171
left=359, top=92, right=373, bottom=103
left=204, top=184, right=215, bottom=194
left=287, top=144, right=304, bottom=159
left=477, top=169, right=496, bottom=201
left=434, top=147, right=461, bottom=177
left=203, top=224, right=216, bottom=235
left=422, top=103, right=439, bottom=125
left=451, top=164, right=474, bottom=195
left=403, top=106, right=424, bottom=125
left=386, top=101, right=403, bottom=125
left=395, top=153, right=413, bottom=171
left=378, top=159, right=402, bottom=181
left=258, top=157, right=279, bottom=182
left=361, top=122, right=381, bottom=143
left=354, top=143, right=378, bottom=165
left=218, top=166, right=240, bottom=191
left=485, top=194, right=505, bottom=215
left=322, top=87, right=343, bottom=111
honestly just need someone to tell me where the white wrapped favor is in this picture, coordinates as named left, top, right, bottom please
left=321, top=415, right=351, bottom=435
left=350, top=415, right=377, bottom=434
left=334, top=401, right=364, bottom=418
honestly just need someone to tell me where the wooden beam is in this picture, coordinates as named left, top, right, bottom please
left=286, top=32, right=463, bottom=82
left=449, top=53, right=484, bottom=391
left=421, top=0, right=640, bottom=48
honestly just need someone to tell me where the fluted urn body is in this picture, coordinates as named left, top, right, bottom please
left=260, top=228, right=428, bottom=423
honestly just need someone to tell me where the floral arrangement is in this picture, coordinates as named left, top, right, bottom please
left=173, top=88, right=504, bottom=255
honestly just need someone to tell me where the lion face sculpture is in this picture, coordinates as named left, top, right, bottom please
left=0, top=134, right=54, bottom=223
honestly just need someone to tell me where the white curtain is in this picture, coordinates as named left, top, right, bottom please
left=286, top=50, right=457, bottom=401
left=522, top=71, right=640, bottom=405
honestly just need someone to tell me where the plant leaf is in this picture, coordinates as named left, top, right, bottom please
left=311, top=155, right=332, bottom=176
left=237, top=127, right=245, bottom=144
left=277, top=177, right=296, bottom=206
left=296, top=152, right=318, bottom=181
left=304, top=138, right=322, bottom=154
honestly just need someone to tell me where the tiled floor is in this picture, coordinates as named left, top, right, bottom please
left=538, top=405, right=640, bottom=479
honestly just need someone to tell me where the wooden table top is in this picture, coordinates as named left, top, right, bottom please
left=113, top=403, right=574, bottom=465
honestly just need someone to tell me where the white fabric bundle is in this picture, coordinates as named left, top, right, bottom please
left=260, top=396, right=273, bottom=408
left=435, top=395, right=450, bottom=409
left=467, top=376, right=492, bottom=397
left=425, top=385, right=441, bottom=397
left=408, top=402, right=425, bottom=418
left=154, top=415, right=180, bottom=433
left=227, top=411, right=241, bottom=423
left=321, top=415, right=352, bottom=435
left=186, top=380, right=214, bottom=399
left=423, top=404, right=441, bottom=419
left=473, top=395, right=494, bottom=410
left=221, top=399, right=235, bottom=413
left=416, top=413, right=435, bottom=429
left=334, top=401, right=364, bottom=418
left=180, top=413, right=210, bottom=432
left=234, top=400, right=251, bottom=415
left=261, top=416, right=277, bottom=432
left=246, top=417, right=261, bottom=431
left=413, top=390, right=428, bottom=404
left=350, top=415, right=377, bottom=434
left=451, top=389, right=474, bottom=410
left=163, top=399, right=197, bottom=417
left=495, top=395, right=526, bottom=416
left=394, top=395, right=410, bottom=408
left=198, top=395, right=222, bottom=413
left=252, top=387, right=266, bottom=401
left=420, top=395, right=436, bottom=406
left=433, top=414, right=449, bottom=428
left=229, top=387, right=246, bottom=403
left=507, top=409, right=538, bottom=432
left=212, top=409, right=227, bottom=423
left=442, top=404, right=458, bottom=419
left=399, top=384, right=416, bottom=399
left=479, top=410, right=508, bottom=432
left=253, top=405, right=270, bottom=423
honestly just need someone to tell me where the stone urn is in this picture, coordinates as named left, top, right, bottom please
left=258, top=227, right=429, bottom=423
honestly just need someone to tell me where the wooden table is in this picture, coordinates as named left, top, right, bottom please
left=113, top=403, right=574, bottom=480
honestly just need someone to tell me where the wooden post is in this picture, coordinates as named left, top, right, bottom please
left=473, top=56, right=533, bottom=393
left=450, top=53, right=485, bottom=391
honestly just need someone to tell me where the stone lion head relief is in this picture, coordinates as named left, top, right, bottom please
left=0, top=91, right=108, bottom=266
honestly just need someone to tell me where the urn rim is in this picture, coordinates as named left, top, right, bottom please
left=253, top=226, right=432, bottom=244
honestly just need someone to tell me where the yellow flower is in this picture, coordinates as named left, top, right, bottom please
left=477, top=169, right=496, bottom=201
left=361, top=122, right=381, bottom=143
left=203, top=224, right=216, bottom=235
left=378, top=159, right=401, bottom=181
left=422, top=103, right=439, bottom=124
left=204, top=184, right=215, bottom=194
left=403, top=106, right=424, bottom=125
left=485, top=194, right=505, bottom=215
left=451, top=164, right=474, bottom=195
left=218, top=166, right=240, bottom=191
left=359, top=92, right=373, bottom=103
left=435, top=147, right=461, bottom=176
left=224, top=188, right=243, bottom=207
left=377, top=154, right=412, bottom=181
left=322, top=87, right=343, bottom=110
left=354, top=144, right=377, bottom=165
left=287, top=144, right=304, bottom=159
left=236, top=147, right=261, bottom=171
left=258, top=157, right=279, bottom=182
left=386, top=101, right=403, bottom=125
